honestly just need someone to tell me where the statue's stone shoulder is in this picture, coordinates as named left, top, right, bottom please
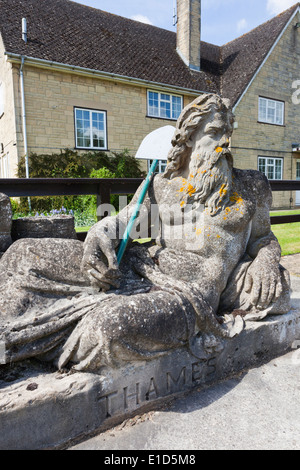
left=233, top=168, right=272, bottom=208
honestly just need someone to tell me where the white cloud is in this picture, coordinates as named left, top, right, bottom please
left=267, top=0, right=296, bottom=15
left=237, top=18, right=248, bottom=32
left=131, top=14, right=153, bottom=25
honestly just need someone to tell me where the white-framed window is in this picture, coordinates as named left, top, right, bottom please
left=258, top=156, right=283, bottom=180
left=0, top=153, right=9, bottom=178
left=258, top=97, right=284, bottom=125
left=297, top=160, right=300, bottom=179
left=0, top=81, right=4, bottom=117
left=147, top=91, right=183, bottom=120
left=148, top=159, right=167, bottom=174
left=75, top=107, right=107, bottom=150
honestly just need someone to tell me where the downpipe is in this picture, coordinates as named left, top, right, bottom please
left=20, top=56, right=31, bottom=211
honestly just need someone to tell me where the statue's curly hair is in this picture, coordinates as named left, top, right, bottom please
left=171, top=93, right=234, bottom=148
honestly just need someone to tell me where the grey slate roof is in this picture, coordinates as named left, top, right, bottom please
left=221, top=4, right=299, bottom=105
left=0, top=0, right=298, bottom=105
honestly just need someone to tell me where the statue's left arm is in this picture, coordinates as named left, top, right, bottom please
left=245, top=174, right=283, bottom=310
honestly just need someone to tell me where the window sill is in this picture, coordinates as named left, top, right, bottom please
left=257, top=121, right=285, bottom=127
left=146, top=115, right=178, bottom=122
left=75, top=147, right=109, bottom=152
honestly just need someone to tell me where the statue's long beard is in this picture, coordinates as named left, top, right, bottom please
left=164, top=148, right=233, bottom=216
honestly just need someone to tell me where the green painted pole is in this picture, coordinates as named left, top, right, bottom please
left=117, top=159, right=158, bottom=264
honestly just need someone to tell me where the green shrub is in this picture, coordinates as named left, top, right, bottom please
left=16, top=149, right=145, bottom=213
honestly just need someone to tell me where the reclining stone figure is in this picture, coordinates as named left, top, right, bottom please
left=0, top=94, right=291, bottom=372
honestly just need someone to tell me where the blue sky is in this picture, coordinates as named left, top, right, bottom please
left=72, top=0, right=298, bottom=45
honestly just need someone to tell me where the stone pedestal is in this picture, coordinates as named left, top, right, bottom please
left=0, top=304, right=299, bottom=450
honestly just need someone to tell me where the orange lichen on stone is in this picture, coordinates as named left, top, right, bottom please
left=230, top=192, right=243, bottom=204
left=177, top=178, right=188, bottom=194
left=215, top=147, right=223, bottom=153
left=187, top=184, right=196, bottom=197
left=180, top=201, right=185, bottom=208
left=219, top=184, right=227, bottom=197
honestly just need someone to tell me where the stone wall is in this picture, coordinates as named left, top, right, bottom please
left=231, top=11, right=300, bottom=208
left=10, top=63, right=196, bottom=175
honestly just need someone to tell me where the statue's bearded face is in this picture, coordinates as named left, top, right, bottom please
left=164, top=94, right=235, bottom=216
left=192, top=111, right=232, bottom=158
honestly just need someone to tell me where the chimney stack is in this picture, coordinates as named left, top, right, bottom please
left=176, top=0, right=201, bottom=71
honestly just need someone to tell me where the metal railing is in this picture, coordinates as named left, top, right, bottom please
left=0, top=178, right=300, bottom=240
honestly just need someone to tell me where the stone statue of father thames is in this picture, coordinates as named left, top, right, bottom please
left=0, top=93, right=291, bottom=372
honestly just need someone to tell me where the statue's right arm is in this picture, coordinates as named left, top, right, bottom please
left=81, top=180, right=153, bottom=291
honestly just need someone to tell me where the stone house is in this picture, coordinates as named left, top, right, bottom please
left=0, top=0, right=300, bottom=208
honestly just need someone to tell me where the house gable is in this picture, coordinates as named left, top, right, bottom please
left=221, top=3, right=299, bottom=106
left=231, top=7, right=300, bottom=207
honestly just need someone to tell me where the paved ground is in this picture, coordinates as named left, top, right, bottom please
left=69, top=256, right=300, bottom=451
left=281, top=253, right=300, bottom=276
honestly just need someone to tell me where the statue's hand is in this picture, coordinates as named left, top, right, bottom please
left=81, top=226, right=122, bottom=291
left=244, top=257, right=282, bottom=310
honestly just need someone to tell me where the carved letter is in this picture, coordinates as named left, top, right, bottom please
left=166, top=367, right=186, bottom=392
left=145, top=377, right=159, bottom=401
left=192, top=361, right=203, bottom=383
left=207, top=357, right=217, bottom=377
left=123, top=383, right=140, bottom=409
left=98, top=390, right=118, bottom=418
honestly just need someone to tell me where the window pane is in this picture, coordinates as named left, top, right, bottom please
left=160, top=94, right=170, bottom=102
left=275, top=102, right=284, bottom=125
left=258, top=158, right=266, bottom=175
left=160, top=100, right=171, bottom=119
left=172, top=96, right=182, bottom=119
left=297, top=162, right=300, bottom=179
left=148, top=91, right=159, bottom=116
left=75, top=108, right=90, bottom=147
left=259, top=98, right=267, bottom=121
left=267, top=166, right=274, bottom=179
left=160, top=161, right=167, bottom=173
left=267, top=106, right=275, bottom=124
left=76, top=109, right=83, bottom=119
left=275, top=159, right=282, bottom=180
